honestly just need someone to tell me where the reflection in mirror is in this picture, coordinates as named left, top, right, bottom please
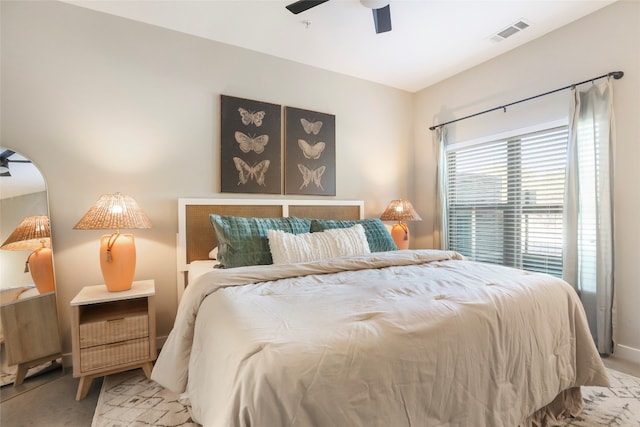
left=0, top=148, right=62, bottom=399
left=2, top=215, right=54, bottom=293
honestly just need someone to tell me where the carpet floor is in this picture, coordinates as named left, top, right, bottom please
left=92, top=368, right=640, bottom=427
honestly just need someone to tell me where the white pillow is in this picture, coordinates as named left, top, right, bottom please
left=209, top=247, right=218, bottom=260
left=268, top=224, right=371, bottom=265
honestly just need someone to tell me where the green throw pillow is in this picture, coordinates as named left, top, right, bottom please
left=209, top=215, right=311, bottom=268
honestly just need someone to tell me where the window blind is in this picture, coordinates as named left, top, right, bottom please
left=445, top=125, right=568, bottom=277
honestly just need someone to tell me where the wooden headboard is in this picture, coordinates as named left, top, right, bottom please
left=176, top=198, right=364, bottom=301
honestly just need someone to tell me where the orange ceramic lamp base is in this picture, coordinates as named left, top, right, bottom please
left=100, top=233, right=136, bottom=292
left=391, top=223, right=410, bottom=250
left=29, top=246, right=55, bottom=294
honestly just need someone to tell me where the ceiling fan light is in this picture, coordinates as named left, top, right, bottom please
left=360, top=0, right=389, bottom=9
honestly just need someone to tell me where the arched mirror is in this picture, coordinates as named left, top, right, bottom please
left=0, top=147, right=62, bottom=398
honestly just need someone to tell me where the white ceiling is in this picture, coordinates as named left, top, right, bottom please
left=64, top=0, right=615, bottom=92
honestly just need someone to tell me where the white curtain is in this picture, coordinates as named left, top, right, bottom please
left=434, top=127, right=448, bottom=250
left=563, top=78, right=615, bottom=354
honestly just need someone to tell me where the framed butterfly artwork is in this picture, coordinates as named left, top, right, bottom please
left=284, top=106, right=336, bottom=196
left=220, top=95, right=282, bottom=194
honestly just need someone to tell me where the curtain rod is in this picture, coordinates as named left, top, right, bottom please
left=428, top=70, right=624, bottom=131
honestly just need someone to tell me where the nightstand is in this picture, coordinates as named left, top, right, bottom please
left=70, top=279, right=156, bottom=400
left=0, top=291, right=62, bottom=386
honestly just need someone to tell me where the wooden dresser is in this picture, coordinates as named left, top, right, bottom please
left=70, top=279, right=156, bottom=400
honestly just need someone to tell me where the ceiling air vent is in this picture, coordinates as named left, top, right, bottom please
left=490, top=19, right=531, bottom=42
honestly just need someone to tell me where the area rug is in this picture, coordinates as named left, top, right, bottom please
left=92, top=369, right=198, bottom=427
left=92, top=368, right=640, bottom=427
left=566, top=367, right=640, bottom=426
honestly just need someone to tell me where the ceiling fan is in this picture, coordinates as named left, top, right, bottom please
left=286, top=0, right=392, bottom=34
left=0, top=150, right=31, bottom=177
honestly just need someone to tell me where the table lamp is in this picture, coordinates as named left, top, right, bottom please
left=1, top=215, right=55, bottom=293
left=74, top=193, right=152, bottom=292
left=380, top=199, right=422, bottom=250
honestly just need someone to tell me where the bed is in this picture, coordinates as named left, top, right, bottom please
left=152, top=198, right=609, bottom=427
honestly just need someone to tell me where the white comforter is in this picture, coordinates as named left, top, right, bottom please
left=152, top=250, right=608, bottom=427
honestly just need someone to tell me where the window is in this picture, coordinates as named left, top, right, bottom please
left=444, top=125, right=568, bottom=277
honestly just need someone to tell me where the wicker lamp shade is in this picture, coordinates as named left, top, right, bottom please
left=73, top=193, right=152, bottom=231
left=1, top=215, right=55, bottom=294
left=74, top=193, right=151, bottom=292
left=1, top=215, right=51, bottom=250
left=380, top=200, right=422, bottom=250
left=379, top=199, right=422, bottom=223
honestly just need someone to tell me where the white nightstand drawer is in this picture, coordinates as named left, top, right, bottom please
left=79, top=313, right=149, bottom=348
left=80, top=337, right=149, bottom=372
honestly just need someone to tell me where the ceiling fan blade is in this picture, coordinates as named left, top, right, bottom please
left=372, top=4, right=392, bottom=34
left=0, top=150, right=31, bottom=177
left=1, top=150, right=15, bottom=161
left=286, top=0, right=330, bottom=14
left=0, top=150, right=12, bottom=176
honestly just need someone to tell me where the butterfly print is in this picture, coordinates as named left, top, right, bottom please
left=238, top=108, right=266, bottom=127
left=233, top=157, right=270, bottom=186
left=298, top=139, right=325, bottom=160
left=300, top=118, right=323, bottom=135
left=235, top=132, right=269, bottom=154
left=298, top=164, right=326, bottom=190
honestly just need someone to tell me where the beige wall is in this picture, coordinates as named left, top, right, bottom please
left=413, top=0, right=640, bottom=362
left=1, top=1, right=413, bottom=354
